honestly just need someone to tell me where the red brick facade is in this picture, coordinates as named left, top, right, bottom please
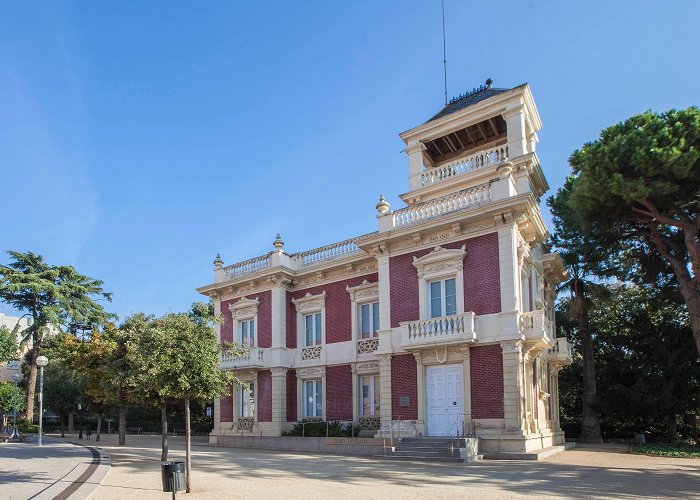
left=470, top=345, right=504, bottom=419
left=220, top=386, right=233, bottom=422
left=390, top=233, right=501, bottom=327
left=286, top=369, right=297, bottom=422
left=391, top=354, right=418, bottom=419
left=257, top=370, right=272, bottom=422
left=326, top=364, right=353, bottom=421
left=286, top=273, right=378, bottom=347
left=220, top=290, right=272, bottom=348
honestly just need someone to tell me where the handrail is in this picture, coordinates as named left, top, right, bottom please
left=449, top=413, right=474, bottom=456
left=383, top=416, right=403, bottom=455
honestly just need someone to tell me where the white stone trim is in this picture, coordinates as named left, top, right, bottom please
left=347, top=280, right=380, bottom=342
left=297, top=368, right=326, bottom=421
left=412, top=245, right=466, bottom=319
left=292, top=291, right=327, bottom=351
left=228, top=296, right=260, bottom=347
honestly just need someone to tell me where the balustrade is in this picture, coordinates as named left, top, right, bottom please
left=421, top=146, right=508, bottom=186
left=519, top=310, right=553, bottom=343
left=400, top=312, right=476, bottom=348
left=301, top=346, right=322, bottom=360
left=299, top=239, right=361, bottom=266
left=220, top=347, right=264, bottom=369
left=392, top=183, right=491, bottom=228
left=223, top=254, right=271, bottom=279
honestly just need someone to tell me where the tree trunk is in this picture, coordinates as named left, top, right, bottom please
left=96, top=414, right=102, bottom=442
left=24, top=346, right=39, bottom=422
left=161, top=403, right=168, bottom=461
left=576, top=296, right=603, bottom=443
left=676, top=279, right=700, bottom=357
left=118, top=404, right=127, bottom=446
left=667, top=407, right=678, bottom=443
left=60, top=411, right=65, bottom=438
left=185, top=395, right=192, bottom=493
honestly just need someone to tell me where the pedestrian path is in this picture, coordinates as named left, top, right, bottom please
left=0, top=435, right=110, bottom=500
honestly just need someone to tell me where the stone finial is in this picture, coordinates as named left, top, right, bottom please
left=273, top=233, right=284, bottom=251
left=213, top=253, right=223, bottom=268
left=376, top=194, right=390, bottom=214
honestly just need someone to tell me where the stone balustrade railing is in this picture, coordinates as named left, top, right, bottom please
left=223, top=254, right=271, bottom=279
left=392, top=182, right=491, bottom=228
left=220, top=347, right=264, bottom=369
left=520, top=310, right=553, bottom=344
left=421, top=145, right=508, bottom=186
left=400, top=312, right=476, bottom=348
left=298, top=238, right=362, bottom=266
left=549, top=337, right=572, bottom=363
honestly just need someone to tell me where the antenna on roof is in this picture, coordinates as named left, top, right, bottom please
left=441, top=0, right=448, bottom=106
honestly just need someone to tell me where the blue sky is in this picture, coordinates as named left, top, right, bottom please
left=1, top=1, right=698, bottom=319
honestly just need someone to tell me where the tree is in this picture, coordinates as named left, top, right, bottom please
left=549, top=185, right=609, bottom=443
left=0, top=325, right=18, bottom=363
left=562, top=108, right=700, bottom=355
left=0, top=251, right=112, bottom=421
left=128, top=303, right=239, bottom=493
left=42, top=360, right=84, bottom=438
left=0, top=381, right=26, bottom=429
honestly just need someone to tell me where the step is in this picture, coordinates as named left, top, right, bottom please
left=392, top=450, right=457, bottom=457
left=375, top=454, right=464, bottom=463
left=481, top=445, right=566, bottom=461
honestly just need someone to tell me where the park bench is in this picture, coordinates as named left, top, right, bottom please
left=126, top=426, right=142, bottom=434
left=172, top=428, right=187, bottom=436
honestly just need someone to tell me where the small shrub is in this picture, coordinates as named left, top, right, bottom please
left=282, top=420, right=359, bottom=437
left=635, top=442, right=700, bottom=458
left=17, top=421, right=39, bottom=434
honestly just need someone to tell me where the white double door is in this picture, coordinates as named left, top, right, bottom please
left=426, top=364, right=464, bottom=436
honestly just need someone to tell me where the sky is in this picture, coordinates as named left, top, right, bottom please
left=1, top=1, right=698, bottom=320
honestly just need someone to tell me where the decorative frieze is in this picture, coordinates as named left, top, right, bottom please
left=298, top=366, right=325, bottom=378
left=291, top=291, right=327, bottom=313
left=237, top=417, right=255, bottom=431
left=356, top=338, right=379, bottom=354
left=501, top=340, right=522, bottom=354
left=227, top=296, right=260, bottom=320
left=355, top=361, right=379, bottom=373
left=301, top=346, right=322, bottom=360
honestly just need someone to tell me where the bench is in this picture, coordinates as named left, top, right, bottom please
left=126, top=426, right=142, bottom=434
left=172, top=428, right=186, bottom=436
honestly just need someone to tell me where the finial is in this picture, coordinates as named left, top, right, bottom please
left=213, top=253, right=223, bottom=268
left=485, top=78, right=493, bottom=88
left=273, top=233, right=285, bottom=251
left=376, top=194, right=390, bottom=214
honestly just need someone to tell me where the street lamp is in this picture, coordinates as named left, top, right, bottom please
left=11, top=372, right=22, bottom=439
left=36, top=355, right=49, bottom=447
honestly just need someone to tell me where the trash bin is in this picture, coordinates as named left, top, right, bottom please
left=161, top=461, right=186, bottom=493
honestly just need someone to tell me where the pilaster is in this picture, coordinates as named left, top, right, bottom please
left=270, top=367, right=288, bottom=434
left=413, top=352, right=425, bottom=434
left=461, top=347, right=472, bottom=419
left=406, top=141, right=427, bottom=192
left=376, top=252, right=391, bottom=333
left=504, top=106, right=527, bottom=159
left=270, top=285, right=287, bottom=349
left=500, top=340, right=525, bottom=432
left=378, top=354, right=393, bottom=432
left=497, top=221, right=520, bottom=314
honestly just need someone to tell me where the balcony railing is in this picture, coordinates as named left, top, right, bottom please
left=220, top=347, right=264, bottom=369
left=400, top=312, right=476, bottom=349
left=223, top=254, right=271, bottom=279
left=422, top=146, right=508, bottom=186
left=298, top=238, right=362, bottom=266
left=392, top=182, right=491, bottom=228
left=520, top=310, right=553, bottom=344
left=548, top=337, right=572, bottom=364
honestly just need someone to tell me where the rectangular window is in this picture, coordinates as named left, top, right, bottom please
left=304, top=313, right=322, bottom=346
left=303, top=379, right=322, bottom=417
left=428, top=278, right=457, bottom=318
left=359, top=375, right=380, bottom=416
left=359, top=302, right=380, bottom=338
left=239, top=382, right=255, bottom=417
left=240, top=319, right=255, bottom=347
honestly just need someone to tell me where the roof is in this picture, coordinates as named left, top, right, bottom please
left=425, top=85, right=512, bottom=123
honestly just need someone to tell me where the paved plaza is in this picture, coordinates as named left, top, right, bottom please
left=1, top=434, right=700, bottom=499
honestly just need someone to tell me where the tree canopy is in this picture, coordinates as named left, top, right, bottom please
left=0, top=325, right=18, bottom=363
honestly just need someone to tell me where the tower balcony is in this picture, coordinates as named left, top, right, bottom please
left=548, top=337, right=573, bottom=366
left=519, top=310, right=553, bottom=347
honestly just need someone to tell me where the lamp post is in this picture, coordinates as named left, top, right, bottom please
left=36, top=355, right=49, bottom=447
left=11, top=372, right=22, bottom=438
left=78, top=403, right=83, bottom=440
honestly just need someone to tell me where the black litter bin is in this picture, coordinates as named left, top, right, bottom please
left=161, top=461, right=186, bottom=493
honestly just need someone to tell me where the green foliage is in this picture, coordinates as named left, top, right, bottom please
left=0, top=325, right=18, bottom=363
left=42, top=360, right=85, bottom=417
left=557, top=284, right=699, bottom=441
left=16, top=420, right=38, bottom=433
left=635, top=442, right=700, bottom=458
left=282, top=420, right=359, bottom=437
left=0, top=380, right=26, bottom=414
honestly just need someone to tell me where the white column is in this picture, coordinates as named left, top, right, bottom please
left=378, top=354, right=393, bottom=435
left=270, top=285, right=286, bottom=349
left=501, top=341, right=526, bottom=433
left=497, top=223, right=521, bottom=340
left=413, top=352, right=425, bottom=436
left=461, top=347, right=472, bottom=421
left=503, top=106, right=527, bottom=159
left=377, top=253, right=391, bottom=334
left=351, top=365, right=359, bottom=422
left=406, top=141, right=427, bottom=191
left=213, top=295, right=222, bottom=343
left=270, top=367, right=287, bottom=435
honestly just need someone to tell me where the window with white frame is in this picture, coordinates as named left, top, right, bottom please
left=239, top=382, right=255, bottom=417
left=412, top=245, right=466, bottom=320
left=304, top=313, right=322, bottom=346
left=359, top=375, right=380, bottom=416
left=359, top=302, right=379, bottom=338
left=428, top=278, right=457, bottom=318
left=240, top=319, right=255, bottom=347
left=303, top=379, right=322, bottom=417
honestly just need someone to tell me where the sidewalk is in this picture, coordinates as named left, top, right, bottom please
left=0, top=435, right=110, bottom=500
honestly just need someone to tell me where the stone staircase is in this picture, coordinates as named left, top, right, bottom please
left=376, top=437, right=464, bottom=463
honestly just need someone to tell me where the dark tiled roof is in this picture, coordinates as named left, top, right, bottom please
left=426, top=86, right=511, bottom=123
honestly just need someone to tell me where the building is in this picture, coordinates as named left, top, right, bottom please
left=0, top=313, right=32, bottom=382
left=197, top=82, right=572, bottom=453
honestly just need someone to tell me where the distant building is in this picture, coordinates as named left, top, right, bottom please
left=0, top=313, right=58, bottom=382
left=198, top=83, right=572, bottom=454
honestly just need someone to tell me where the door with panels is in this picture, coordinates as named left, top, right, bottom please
left=426, top=364, right=464, bottom=436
